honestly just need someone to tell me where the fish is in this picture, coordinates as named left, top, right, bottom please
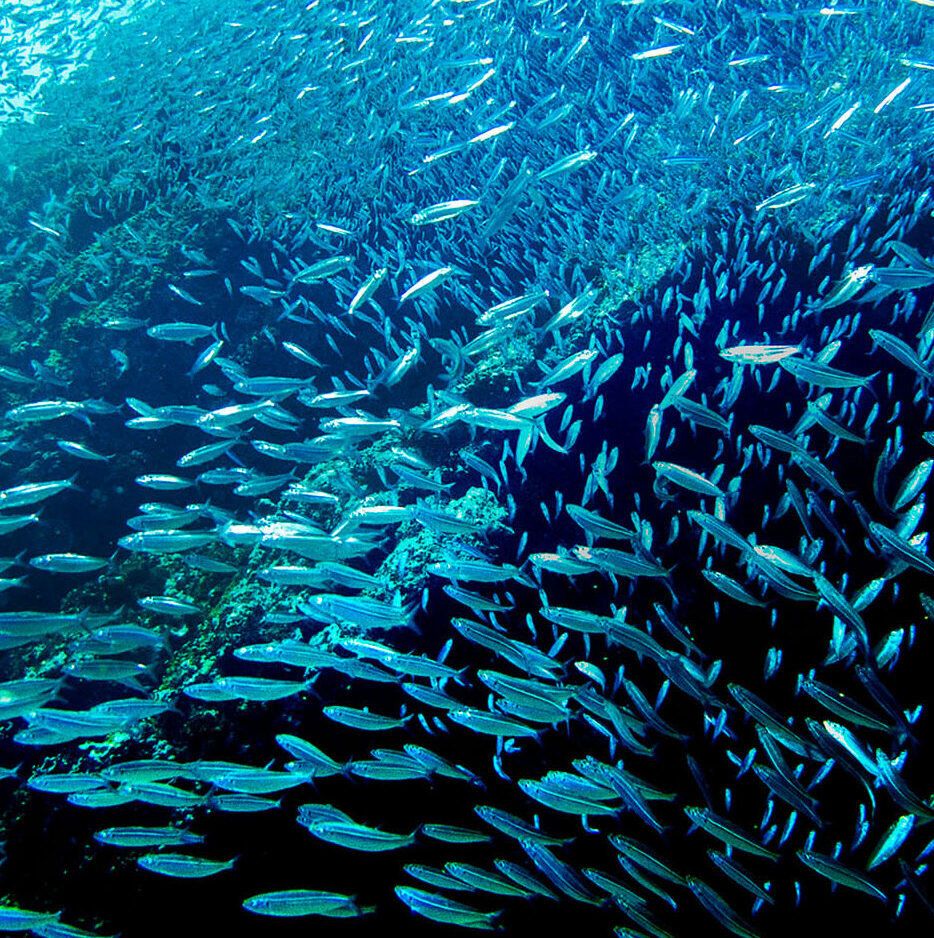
left=0, top=513, right=40, bottom=536
left=450, top=709, right=539, bottom=738
left=4, top=2, right=934, bottom=934
left=684, top=806, right=779, bottom=860
left=540, top=289, right=599, bottom=333
left=322, top=706, right=411, bottom=731
left=410, top=199, right=479, bottom=226
left=55, top=441, right=113, bottom=461
left=537, top=150, right=598, bottom=181
left=5, top=399, right=87, bottom=423
left=519, top=841, right=601, bottom=904
left=300, top=593, right=412, bottom=630
left=535, top=349, right=599, bottom=388
left=136, top=595, right=202, bottom=616
left=394, top=886, right=501, bottom=930
left=243, top=889, right=372, bottom=917
left=347, top=267, right=388, bottom=315
left=756, top=182, right=817, bottom=211
left=146, top=322, right=216, bottom=343
left=29, top=554, right=109, bottom=574
left=797, top=850, right=886, bottom=901
left=398, top=266, right=456, bottom=304
left=779, top=356, right=875, bottom=389
left=118, top=531, right=218, bottom=554
left=137, top=854, right=235, bottom=879
left=306, top=820, right=416, bottom=852
left=719, top=344, right=800, bottom=364
left=869, top=328, right=933, bottom=381
left=0, top=477, right=79, bottom=509
left=421, top=824, right=490, bottom=844
left=0, top=908, right=61, bottom=932
left=866, top=814, right=915, bottom=871
left=685, top=875, right=761, bottom=938
left=93, top=827, right=204, bottom=848
left=210, top=676, right=312, bottom=702
left=869, top=521, right=934, bottom=577
left=653, top=461, right=726, bottom=498
left=134, top=474, right=194, bottom=491
left=166, top=284, right=203, bottom=306
left=404, top=864, right=470, bottom=892
left=290, top=255, right=354, bottom=285
left=445, top=861, right=532, bottom=897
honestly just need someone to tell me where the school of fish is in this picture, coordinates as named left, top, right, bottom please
left=2, top=0, right=934, bottom=935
